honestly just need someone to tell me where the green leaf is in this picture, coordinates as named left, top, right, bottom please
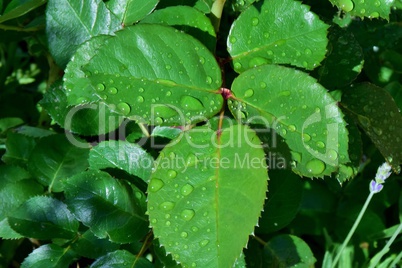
left=151, top=126, right=182, bottom=140
left=28, top=134, right=90, bottom=192
left=385, top=82, right=402, bottom=111
left=329, top=0, right=394, bottom=20
left=8, top=196, right=79, bottom=240
left=71, top=230, right=120, bottom=259
left=228, top=64, right=350, bottom=177
left=89, top=140, right=153, bottom=182
left=140, top=6, right=216, bottom=51
left=1, top=132, right=37, bottom=165
left=64, top=24, right=223, bottom=125
left=21, top=244, right=77, bottom=268
left=157, top=0, right=214, bottom=13
left=341, top=83, right=402, bottom=172
left=106, top=0, right=158, bottom=25
left=257, top=169, right=303, bottom=234
left=0, top=0, right=46, bottom=23
left=231, top=0, right=258, bottom=12
left=263, top=234, right=316, bottom=267
left=227, top=0, right=329, bottom=72
left=64, top=169, right=148, bottom=243
left=0, top=117, right=23, bottom=134
left=0, top=218, right=23, bottom=239
left=152, top=239, right=181, bottom=268
left=314, top=26, right=364, bottom=89
left=148, top=125, right=268, bottom=267
left=46, top=0, right=122, bottom=68
left=40, top=81, right=123, bottom=136
left=15, top=126, right=54, bottom=138
left=90, top=250, right=152, bottom=268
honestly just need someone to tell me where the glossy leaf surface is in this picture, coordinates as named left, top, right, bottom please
left=90, top=250, right=152, bottom=268
left=64, top=170, right=148, bottom=243
left=228, top=64, right=350, bottom=177
left=8, top=196, right=79, bottom=240
left=106, top=0, right=158, bottom=25
left=89, top=140, right=154, bottom=182
left=148, top=125, right=268, bottom=267
left=21, top=244, right=77, bottom=268
left=46, top=0, right=122, bottom=68
left=228, top=0, right=329, bottom=72
left=329, top=0, right=394, bottom=20
left=64, top=24, right=223, bottom=125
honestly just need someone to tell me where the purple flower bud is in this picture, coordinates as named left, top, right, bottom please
left=375, top=162, right=392, bottom=184
left=370, top=180, right=383, bottom=193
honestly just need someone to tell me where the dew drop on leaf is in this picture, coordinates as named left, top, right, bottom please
left=159, top=201, right=175, bottom=211
left=306, top=159, right=326, bottom=175
left=234, top=62, right=242, bottom=70
left=117, top=102, right=131, bottom=115
left=251, top=17, right=259, bottom=26
left=180, top=96, right=204, bottom=111
left=180, top=232, right=188, bottom=238
left=167, top=170, right=177, bottom=179
left=244, top=89, right=254, bottom=98
left=181, top=184, right=194, bottom=196
left=96, top=83, right=105, bottom=92
left=155, top=117, right=163, bottom=125
left=181, top=209, right=195, bottom=221
left=206, top=76, right=213, bottom=84
left=327, top=149, right=338, bottom=161
left=248, top=57, right=269, bottom=68
left=149, top=179, right=164, bottom=192
left=303, top=133, right=311, bottom=142
left=199, top=239, right=209, bottom=247
left=288, top=125, right=296, bottom=132
left=340, top=0, right=354, bottom=12
left=316, top=141, right=325, bottom=148
left=108, top=87, right=118, bottom=95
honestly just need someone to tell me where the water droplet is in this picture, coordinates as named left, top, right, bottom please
left=267, top=50, right=274, bottom=56
left=234, top=62, right=242, bottom=70
left=180, top=232, right=188, bottom=238
left=252, top=17, right=259, bottom=26
left=327, top=149, right=338, bottom=161
left=280, top=90, right=291, bottom=96
left=108, top=87, right=118, bottom=95
left=168, top=170, right=177, bottom=179
left=302, top=61, right=308, bottom=68
left=165, top=221, right=171, bottom=226
left=165, top=91, right=172, bottom=97
left=117, top=102, right=131, bottom=116
left=281, top=128, right=287, bottom=135
left=180, top=96, right=204, bottom=111
left=263, top=32, right=270, bottom=39
left=151, top=218, right=157, bottom=224
left=316, top=141, right=325, bottom=148
left=96, top=83, right=105, bottom=92
left=192, top=226, right=199, bottom=232
left=155, top=117, right=163, bottom=125
left=76, top=97, right=88, bottom=103
left=340, top=0, right=354, bottom=12
left=296, top=51, right=302, bottom=57
left=315, top=107, right=321, bottom=113
left=358, top=115, right=370, bottom=128
left=288, top=125, right=296, bottom=132
left=199, top=239, right=209, bottom=247
left=249, top=57, right=269, bottom=68
left=137, top=96, right=144, bottom=103
left=303, top=133, right=311, bottom=142
left=230, top=36, right=237, bottom=44
left=181, top=184, right=194, bottom=196
left=165, top=64, right=172, bottom=70
left=370, top=12, right=379, bottom=18
left=199, top=57, right=205, bottom=64
left=206, top=76, right=212, bottom=84
left=244, top=88, right=254, bottom=98
left=306, top=159, right=326, bottom=175
left=181, top=209, right=195, bottom=221
left=139, top=87, right=144, bottom=93
left=154, top=105, right=178, bottom=118
left=159, top=201, right=175, bottom=211
left=360, top=8, right=366, bottom=14
left=149, top=179, right=164, bottom=192
left=374, top=0, right=380, bottom=6
left=373, top=127, right=383, bottom=136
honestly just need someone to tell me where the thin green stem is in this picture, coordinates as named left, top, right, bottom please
left=138, top=123, right=150, bottom=137
left=0, top=24, right=43, bottom=32
left=368, top=221, right=402, bottom=268
left=331, top=191, right=375, bottom=268
left=210, top=0, right=226, bottom=34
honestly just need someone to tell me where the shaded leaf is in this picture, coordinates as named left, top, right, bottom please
left=0, top=218, right=23, bottom=239
left=152, top=239, right=181, bottom=268
left=315, top=25, right=364, bottom=89
left=0, top=117, right=23, bottom=134
left=341, top=83, right=402, bottom=172
left=21, top=244, right=77, bottom=268
left=263, top=234, right=316, bottom=267
left=64, top=170, right=148, bottom=243
left=90, top=250, right=152, bottom=268
left=385, top=81, right=402, bottom=111
left=64, top=24, right=223, bottom=126
left=71, top=230, right=120, bottom=259
left=0, top=0, right=46, bottom=23
left=140, top=6, right=216, bottom=51
left=329, top=0, right=394, bottom=20
left=46, top=0, right=122, bottom=68
left=1, top=132, right=37, bottom=166
left=148, top=125, right=268, bottom=267
left=228, top=64, right=350, bottom=177
left=157, top=0, right=214, bottom=13
left=231, top=0, right=258, bottom=12
left=8, top=196, right=79, bottom=240
left=227, top=0, right=329, bottom=72
left=40, top=80, right=123, bottom=136
left=89, top=140, right=153, bottom=182
left=28, top=134, right=90, bottom=192
left=106, top=0, right=158, bottom=25
left=257, top=169, right=303, bottom=234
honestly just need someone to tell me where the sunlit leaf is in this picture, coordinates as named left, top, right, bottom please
left=64, top=24, right=223, bottom=126
left=106, top=0, right=158, bottom=25
left=228, top=0, right=329, bottom=72
left=329, top=0, right=395, bottom=20
left=90, top=250, right=152, bottom=268
left=228, top=64, right=350, bottom=177
left=148, top=125, right=268, bottom=267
